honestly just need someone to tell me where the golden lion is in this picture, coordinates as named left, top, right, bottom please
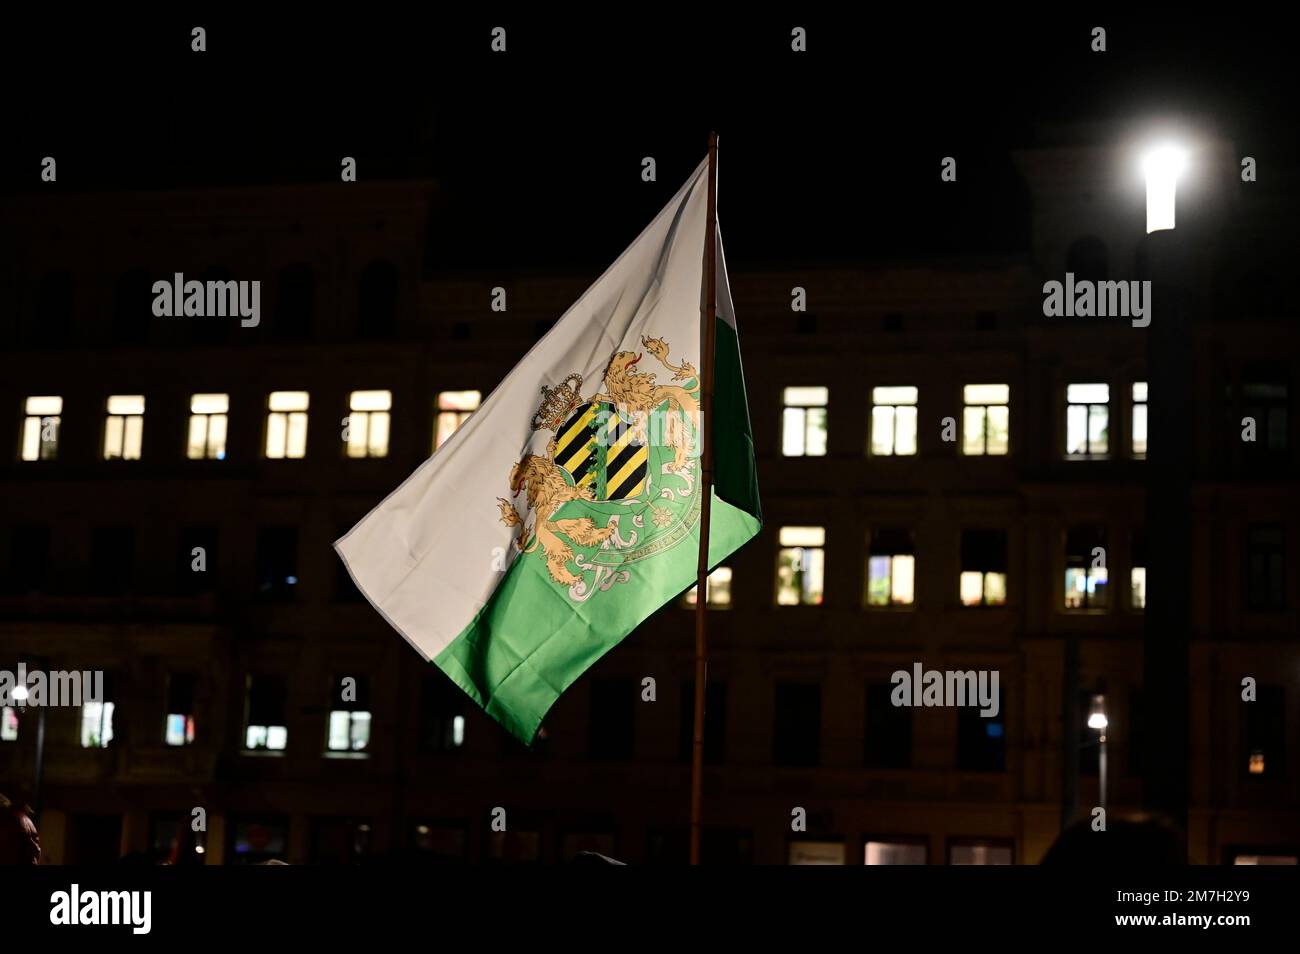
left=497, top=441, right=614, bottom=586
left=590, top=337, right=699, bottom=474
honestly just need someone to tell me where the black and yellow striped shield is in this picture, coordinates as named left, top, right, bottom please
left=553, top=401, right=648, bottom=501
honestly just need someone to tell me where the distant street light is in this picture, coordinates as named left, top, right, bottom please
left=1143, top=145, right=1187, bottom=233
left=1088, top=694, right=1109, bottom=810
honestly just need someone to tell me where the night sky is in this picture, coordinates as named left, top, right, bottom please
left=5, top=13, right=1295, bottom=272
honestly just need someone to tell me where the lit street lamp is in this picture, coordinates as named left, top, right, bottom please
left=1088, top=694, right=1109, bottom=811
left=1143, top=144, right=1186, bottom=233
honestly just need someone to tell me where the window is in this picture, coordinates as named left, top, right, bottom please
left=256, top=527, right=298, bottom=601
left=90, top=527, right=135, bottom=595
left=1241, top=368, right=1289, bottom=454
left=164, top=674, right=196, bottom=746
left=1131, top=529, right=1147, bottom=611
left=1065, top=236, right=1108, bottom=282
left=773, top=682, right=821, bottom=766
left=1245, top=686, right=1284, bottom=779
left=275, top=264, right=314, bottom=342
left=1232, top=853, right=1299, bottom=866
left=229, top=816, right=289, bottom=865
left=683, top=566, right=732, bottom=608
left=870, top=386, right=918, bottom=456
left=103, top=394, right=144, bottom=460
left=679, top=680, right=726, bottom=765
left=244, top=675, right=288, bottom=752
left=867, top=528, right=915, bottom=607
left=949, top=840, right=1012, bottom=865
left=357, top=260, right=399, bottom=340
left=781, top=386, right=828, bottom=457
left=411, top=822, right=468, bottom=862
left=864, top=839, right=927, bottom=865
left=589, top=679, right=635, bottom=760
left=789, top=841, right=845, bottom=865
left=776, top=526, right=825, bottom=605
left=1, top=707, right=18, bottom=742
left=435, top=390, right=480, bottom=450
left=81, top=677, right=115, bottom=748
left=956, top=690, right=1005, bottom=771
left=327, top=676, right=372, bottom=753
left=311, top=818, right=374, bottom=864
left=960, top=530, right=1008, bottom=607
left=1066, top=383, right=1109, bottom=457
left=962, top=384, right=1009, bottom=455
left=420, top=675, right=465, bottom=753
left=346, top=390, right=391, bottom=458
left=1064, top=526, right=1108, bottom=610
left=336, top=523, right=364, bottom=602
left=187, top=393, right=228, bottom=460
left=20, top=396, right=61, bottom=461
left=864, top=682, right=911, bottom=769
left=1246, top=525, right=1285, bottom=611
left=177, top=526, right=217, bottom=595
left=8, top=525, right=49, bottom=595
left=1131, top=382, right=1148, bottom=457
left=265, top=391, right=309, bottom=459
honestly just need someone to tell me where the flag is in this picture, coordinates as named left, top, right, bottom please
left=335, top=158, right=761, bottom=744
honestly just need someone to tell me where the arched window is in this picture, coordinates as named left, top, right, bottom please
left=1065, top=236, right=1108, bottom=283
left=358, top=260, right=399, bottom=340
left=275, top=264, right=314, bottom=342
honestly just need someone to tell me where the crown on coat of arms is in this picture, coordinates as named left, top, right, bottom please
left=532, top=372, right=585, bottom=431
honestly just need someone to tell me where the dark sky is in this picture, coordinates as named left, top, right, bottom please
left=5, top=13, right=1294, bottom=270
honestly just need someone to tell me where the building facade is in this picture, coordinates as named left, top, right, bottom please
left=1, top=131, right=1296, bottom=864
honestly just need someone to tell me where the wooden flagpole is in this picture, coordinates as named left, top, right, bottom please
left=690, top=132, right=719, bottom=865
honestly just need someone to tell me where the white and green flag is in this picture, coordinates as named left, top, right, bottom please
left=336, top=158, right=761, bottom=744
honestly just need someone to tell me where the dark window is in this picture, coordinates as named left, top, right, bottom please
left=111, top=268, right=152, bottom=344
left=228, top=815, right=289, bottom=864
left=1246, top=525, right=1285, bottom=611
left=1244, top=686, right=1285, bottom=779
left=193, top=267, right=233, bottom=344
left=177, top=526, right=217, bottom=594
left=773, top=682, right=821, bottom=766
left=275, top=264, right=314, bottom=342
left=864, top=682, right=912, bottom=768
left=8, top=524, right=50, bottom=594
left=420, top=675, right=465, bottom=753
left=34, top=270, right=75, bottom=343
left=1065, top=236, right=1108, bottom=283
left=956, top=689, right=1005, bottom=771
left=588, top=678, right=635, bottom=760
left=310, top=818, right=373, bottom=864
left=1241, top=367, right=1289, bottom=457
left=975, top=310, right=998, bottom=331
left=256, top=527, right=298, bottom=601
left=678, top=680, right=726, bottom=765
left=90, top=527, right=135, bottom=595
left=358, top=261, right=399, bottom=339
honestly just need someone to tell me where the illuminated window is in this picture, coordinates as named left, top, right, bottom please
left=103, top=394, right=144, bottom=460
left=1, top=707, right=18, bottom=742
left=1066, top=383, right=1109, bottom=457
left=1130, top=529, right=1146, bottom=611
left=960, top=529, right=1007, bottom=607
left=164, top=674, right=196, bottom=747
left=346, top=390, right=391, bottom=459
left=782, top=387, right=828, bottom=457
left=20, top=396, right=61, bottom=461
left=327, top=676, right=372, bottom=753
left=864, top=840, right=927, bottom=865
left=1131, top=382, right=1148, bottom=457
left=1233, top=854, right=1299, bottom=865
left=776, top=526, right=825, bottom=605
left=683, top=566, right=732, bottom=608
left=867, top=528, right=914, bottom=607
left=435, top=390, right=480, bottom=450
left=265, top=391, right=309, bottom=459
left=870, top=386, right=918, bottom=456
left=244, top=675, right=288, bottom=752
left=81, top=700, right=115, bottom=748
left=421, top=675, right=466, bottom=753
left=962, top=384, right=1009, bottom=455
left=1244, top=686, right=1284, bottom=779
left=949, top=840, right=1012, bottom=865
left=1064, top=526, right=1108, bottom=610
left=789, top=841, right=845, bottom=865
left=187, top=393, right=228, bottom=460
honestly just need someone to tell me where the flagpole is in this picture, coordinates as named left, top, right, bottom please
left=690, top=131, right=719, bottom=865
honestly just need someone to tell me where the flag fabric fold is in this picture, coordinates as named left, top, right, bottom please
left=336, top=158, right=761, bottom=744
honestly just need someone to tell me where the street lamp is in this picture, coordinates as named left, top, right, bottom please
left=1143, top=145, right=1187, bottom=233
left=1088, top=694, right=1109, bottom=810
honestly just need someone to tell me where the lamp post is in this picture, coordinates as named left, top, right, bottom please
left=1088, top=694, right=1109, bottom=811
